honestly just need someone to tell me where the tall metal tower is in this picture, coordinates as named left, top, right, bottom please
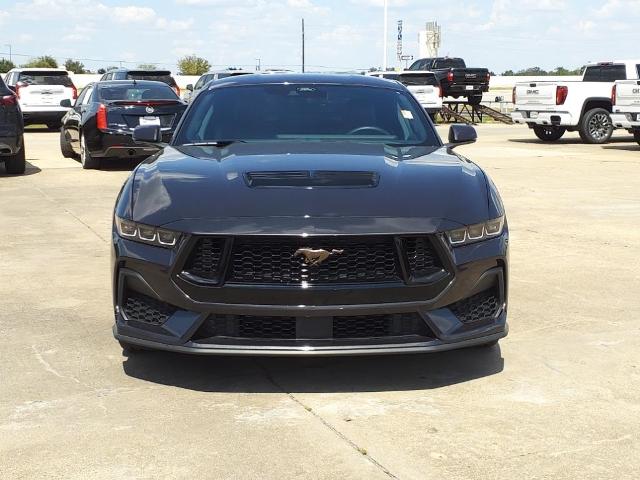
left=419, top=21, right=441, bottom=58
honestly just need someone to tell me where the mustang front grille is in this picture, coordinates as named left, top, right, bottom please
left=182, top=235, right=445, bottom=286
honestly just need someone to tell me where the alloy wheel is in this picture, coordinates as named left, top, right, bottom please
left=588, top=113, right=612, bottom=141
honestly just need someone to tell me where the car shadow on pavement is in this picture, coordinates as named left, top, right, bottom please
left=0, top=160, right=41, bottom=177
left=508, top=136, right=634, bottom=145
left=602, top=144, right=640, bottom=152
left=99, top=158, right=144, bottom=171
left=122, top=346, right=504, bottom=393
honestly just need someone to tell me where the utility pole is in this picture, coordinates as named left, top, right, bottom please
left=301, top=18, right=305, bottom=73
left=382, top=0, right=388, bottom=71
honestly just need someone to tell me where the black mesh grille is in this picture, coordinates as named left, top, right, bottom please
left=195, top=313, right=430, bottom=340
left=199, top=315, right=297, bottom=339
left=449, top=288, right=500, bottom=324
left=183, top=238, right=225, bottom=280
left=403, top=237, right=443, bottom=278
left=122, top=293, right=176, bottom=326
left=228, top=237, right=400, bottom=285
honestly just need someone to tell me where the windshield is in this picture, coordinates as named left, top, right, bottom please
left=18, top=71, right=74, bottom=87
left=433, top=58, right=465, bottom=69
left=174, top=84, right=437, bottom=146
left=97, top=84, right=179, bottom=101
left=126, top=73, right=177, bottom=87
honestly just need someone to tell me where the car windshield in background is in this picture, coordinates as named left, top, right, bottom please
left=17, top=72, right=73, bottom=87
left=125, top=73, right=177, bottom=86
left=399, top=73, right=439, bottom=87
left=97, top=84, right=179, bottom=101
left=433, top=58, right=465, bottom=69
left=176, top=84, right=436, bottom=146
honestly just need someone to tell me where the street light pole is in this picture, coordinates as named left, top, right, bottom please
left=382, top=0, right=388, bottom=71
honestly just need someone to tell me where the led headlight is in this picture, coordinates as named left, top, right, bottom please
left=115, top=216, right=181, bottom=247
left=446, top=216, right=505, bottom=246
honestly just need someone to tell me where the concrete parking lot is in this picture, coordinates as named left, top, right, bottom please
left=1, top=125, right=639, bottom=479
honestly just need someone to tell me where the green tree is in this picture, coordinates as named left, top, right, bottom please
left=22, top=55, right=58, bottom=68
left=64, top=59, right=86, bottom=74
left=177, top=55, right=210, bottom=75
left=0, top=58, right=15, bottom=73
left=137, top=63, right=158, bottom=70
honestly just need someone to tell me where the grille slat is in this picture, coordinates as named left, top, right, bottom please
left=449, top=288, right=500, bottom=324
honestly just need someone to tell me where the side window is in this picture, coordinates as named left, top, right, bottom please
left=194, top=76, right=206, bottom=90
left=81, top=86, right=94, bottom=105
left=74, top=87, right=88, bottom=106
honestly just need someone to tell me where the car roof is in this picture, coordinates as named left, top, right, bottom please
left=96, top=80, right=174, bottom=87
left=10, top=68, right=69, bottom=73
left=584, top=60, right=640, bottom=66
left=209, top=73, right=406, bottom=91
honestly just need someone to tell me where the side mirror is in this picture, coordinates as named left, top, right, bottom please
left=60, top=99, right=73, bottom=108
left=133, top=125, right=162, bottom=143
left=186, top=84, right=194, bottom=92
left=446, top=124, right=477, bottom=148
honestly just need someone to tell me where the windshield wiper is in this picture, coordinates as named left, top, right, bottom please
left=181, top=140, right=246, bottom=147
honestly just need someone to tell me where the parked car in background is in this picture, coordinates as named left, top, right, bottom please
left=99, top=69, right=181, bottom=97
left=3, top=68, right=77, bottom=130
left=369, top=71, right=443, bottom=119
left=611, top=79, right=640, bottom=144
left=185, top=70, right=252, bottom=102
left=112, top=74, right=509, bottom=355
left=511, top=60, right=639, bottom=143
left=0, top=75, right=25, bottom=174
left=59, top=80, right=187, bottom=169
left=407, top=57, right=490, bottom=105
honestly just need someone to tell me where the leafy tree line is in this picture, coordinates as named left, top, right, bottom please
left=501, top=66, right=583, bottom=76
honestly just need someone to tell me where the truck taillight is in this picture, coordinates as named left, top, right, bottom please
left=611, top=84, right=617, bottom=106
left=447, top=71, right=454, bottom=83
left=72, top=86, right=78, bottom=100
left=512, top=87, right=516, bottom=105
left=96, top=104, right=108, bottom=131
left=556, top=86, right=568, bottom=105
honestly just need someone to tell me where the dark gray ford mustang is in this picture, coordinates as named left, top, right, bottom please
left=112, top=74, right=508, bottom=355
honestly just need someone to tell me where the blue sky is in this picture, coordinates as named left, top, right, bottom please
left=1, top=0, right=638, bottom=73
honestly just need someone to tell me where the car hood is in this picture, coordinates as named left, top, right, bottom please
left=130, top=142, right=490, bottom=235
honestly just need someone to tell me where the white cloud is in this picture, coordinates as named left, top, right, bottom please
left=112, top=6, right=157, bottom=23
left=0, top=10, right=9, bottom=25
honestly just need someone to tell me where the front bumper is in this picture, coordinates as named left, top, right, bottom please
left=112, top=229, right=509, bottom=356
left=445, top=84, right=489, bottom=96
left=511, top=110, right=575, bottom=127
left=611, top=112, right=640, bottom=129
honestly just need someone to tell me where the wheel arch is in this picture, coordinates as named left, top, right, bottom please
left=581, top=97, right=612, bottom=118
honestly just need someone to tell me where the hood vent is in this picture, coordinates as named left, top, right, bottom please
left=245, top=171, right=379, bottom=188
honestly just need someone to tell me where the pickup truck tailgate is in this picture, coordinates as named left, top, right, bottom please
left=514, top=83, right=558, bottom=107
left=453, top=68, right=488, bottom=85
left=614, top=80, right=640, bottom=111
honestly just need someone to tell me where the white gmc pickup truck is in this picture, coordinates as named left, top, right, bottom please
left=611, top=79, right=640, bottom=144
left=511, top=60, right=639, bottom=143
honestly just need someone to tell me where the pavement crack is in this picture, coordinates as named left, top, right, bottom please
left=257, top=361, right=399, bottom=479
left=29, top=182, right=109, bottom=244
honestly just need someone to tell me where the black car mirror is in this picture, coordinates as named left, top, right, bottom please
left=446, top=124, right=477, bottom=148
left=60, top=99, right=73, bottom=108
left=133, top=125, right=162, bottom=143
left=186, top=84, right=194, bottom=92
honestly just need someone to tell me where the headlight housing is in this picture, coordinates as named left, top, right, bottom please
left=115, top=216, right=181, bottom=248
left=446, top=216, right=505, bottom=246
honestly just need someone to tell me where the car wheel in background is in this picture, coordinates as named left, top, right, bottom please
left=80, top=135, right=100, bottom=170
left=579, top=108, right=613, bottom=144
left=60, top=129, right=78, bottom=159
left=533, top=125, right=566, bottom=142
left=468, top=94, right=483, bottom=105
left=4, top=141, right=26, bottom=174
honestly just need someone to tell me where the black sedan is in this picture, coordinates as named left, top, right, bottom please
left=0, top=75, right=25, bottom=174
left=60, top=80, right=187, bottom=169
left=112, top=74, right=509, bottom=356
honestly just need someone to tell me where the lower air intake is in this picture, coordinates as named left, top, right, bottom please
left=449, top=287, right=500, bottom=324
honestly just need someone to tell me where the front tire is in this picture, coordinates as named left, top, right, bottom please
left=533, top=125, right=566, bottom=142
left=60, top=129, right=78, bottom=158
left=579, top=108, right=613, bottom=144
left=4, top=141, right=26, bottom=174
left=80, top=135, right=100, bottom=170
